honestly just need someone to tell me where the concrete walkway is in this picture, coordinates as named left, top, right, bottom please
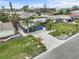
left=30, top=30, right=64, bottom=50
left=0, top=34, right=20, bottom=42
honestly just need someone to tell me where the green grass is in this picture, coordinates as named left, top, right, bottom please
left=50, top=23, right=79, bottom=36
left=0, top=35, right=46, bottom=59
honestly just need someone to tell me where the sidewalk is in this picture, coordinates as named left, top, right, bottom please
left=0, top=34, right=20, bottom=42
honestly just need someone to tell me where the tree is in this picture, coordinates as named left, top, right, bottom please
left=36, top=12, right=41, bottom=16
left=35, top=21, right=41, bottom=26
left=46, top=19, right=53, bottom=31
left=65, top=9, right=71, bottom=14
left=8, top=1, right=19, bottom=34
left=1, top=6, right=5, bottom=12
left=72, top=6, right=79, bottom=10
left=0, top=13, right=9, bottom=22
left=58, top=9, right=64, bottom=15
left=22, top=5, right=29, bottom=11
left=10, top=14, right=19, bottom=34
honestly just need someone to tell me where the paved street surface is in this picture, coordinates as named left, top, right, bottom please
left=30, top=30, right=64, bottom=50
left=33, top=33, right=79, bottom=59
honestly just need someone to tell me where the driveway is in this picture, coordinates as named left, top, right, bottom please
left=30, top=30, right=64, bottom=50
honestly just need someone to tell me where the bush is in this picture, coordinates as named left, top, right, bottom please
left=0, top=13, right=9, bottom=22
left=46, top=20, right=53, bottom=31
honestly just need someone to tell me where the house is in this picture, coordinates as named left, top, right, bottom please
left=0, top=22, right=15, bottom=39
left=68, top=14, right=79, bottom=19
left=5, top=11, right=30, bottom=18
left=34, top=18, right=47, bottom=23
left=49, top=15, right=72, bottom=23
left=19, top=12, right=29, bottom=18
left=19, top=12, right=37, bottom=18
left=41, top=13, right=50, bottom=17
left=69, top=10, right=79, bottom=19
left=71, top=10, right=79, bottom=14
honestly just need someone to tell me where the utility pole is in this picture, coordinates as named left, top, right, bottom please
left=43, top=3, right=47, bottom=13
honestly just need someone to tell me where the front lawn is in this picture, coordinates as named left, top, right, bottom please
left=49, top=23, right=79, bottom=37
left=0, top=35, right=46, bottom=59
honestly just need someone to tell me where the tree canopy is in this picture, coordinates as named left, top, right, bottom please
left=21, top=5, right=29, bottom=11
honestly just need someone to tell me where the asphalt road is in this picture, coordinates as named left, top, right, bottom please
left=34, top=33, right=79, bottom=59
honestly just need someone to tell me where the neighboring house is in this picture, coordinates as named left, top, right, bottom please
left=41, top=13, right=50, bottom=17
left=68, top=14, right=79, bottom=19
left=0, top=22, right=15, bottom=39
left=5, top=11, right=25, bottom=16
left=5, top=11, right=29, bottom=18
left=20, top=12, right=38, bottom=18
left=34, top=18, right=47, bottom=23
left=19, top=12, right=29, bottom=18
left=71, top=10, right=79, bottom=14
left=69, top=10, right=79, bottom=19
left=34, top=15, right=72, bottom=23
left=49, top=15, right=72, bottom=23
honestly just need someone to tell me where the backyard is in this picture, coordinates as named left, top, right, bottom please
left=0, top=35, right=46, bottom=59
left=49, top=23, right=79, bottom=37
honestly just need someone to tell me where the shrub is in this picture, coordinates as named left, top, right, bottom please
left=0, top=13, right=9, bottom=22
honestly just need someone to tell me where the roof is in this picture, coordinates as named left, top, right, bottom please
left=34, top=18, right=47, bottom=22
left=0, top=22, right=15, bottom=38
left=50, top=15, right=71, bottom=20
left=34, top=33, right=79, bottom=59
left=19, top=13, right=29, bottom=18
left=68, top=14, right=79, bottom=17
left=71, top=10, right=79, bottom=14
left=0, top=22, right=14, bottom=31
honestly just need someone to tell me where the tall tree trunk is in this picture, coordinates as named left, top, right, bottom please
left=11, top=18, right=19, bottom=35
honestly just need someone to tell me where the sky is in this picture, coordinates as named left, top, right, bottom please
left=0, top=0, right=79, bottom=9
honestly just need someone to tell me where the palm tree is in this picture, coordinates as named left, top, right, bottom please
left=9, top=2, right=13, bottom=11
left=10, top=14, right=19, bottom=34
left=8, top=1, right=19, bottom=34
